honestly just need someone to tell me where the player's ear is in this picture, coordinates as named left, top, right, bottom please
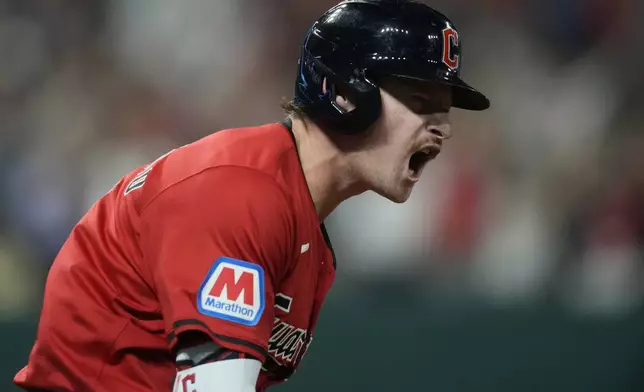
left=322, top=77, right=356, bottom=113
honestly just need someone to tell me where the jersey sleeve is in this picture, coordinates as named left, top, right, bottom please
left=139, top=166, right=296, bottom=362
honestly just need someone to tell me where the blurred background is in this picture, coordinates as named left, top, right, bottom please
left=1, top=0, right=644, bottom=391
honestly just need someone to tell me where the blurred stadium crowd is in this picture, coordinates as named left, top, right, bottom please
left=2, top=0, right=642, bottom=318
left=1, top=1, right=644, bottom=388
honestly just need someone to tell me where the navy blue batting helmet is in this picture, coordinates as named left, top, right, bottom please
left=293, top=0, right=490, bottom=134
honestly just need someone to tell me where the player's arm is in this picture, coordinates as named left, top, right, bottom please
left=172, top=332, right=260, bottom=392
left=138, top=166, right=296, bottom=391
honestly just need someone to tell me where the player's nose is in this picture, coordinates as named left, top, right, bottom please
left=425, top=113, right=452, bottom=141
left=429, top=123, right=452, bottom=141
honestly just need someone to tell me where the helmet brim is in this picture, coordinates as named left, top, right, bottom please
left=385, top=72, right=490, bottom=111
left=445, top=76, right=490, bottom=111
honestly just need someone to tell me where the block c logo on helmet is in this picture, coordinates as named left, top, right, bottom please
left=198, top=257, right=265, bottom=326
left=442, top=26, right=459, bottom=70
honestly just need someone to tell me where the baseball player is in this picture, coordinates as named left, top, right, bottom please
left=14, top=1, right=489, bottom=391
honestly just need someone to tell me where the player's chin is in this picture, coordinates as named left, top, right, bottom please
left=375, top=183, right=414, bottom=204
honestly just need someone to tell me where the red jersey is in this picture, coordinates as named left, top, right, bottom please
left=14, top=121, right=336, bottom=391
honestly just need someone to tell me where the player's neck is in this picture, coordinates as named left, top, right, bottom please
left=290, top=117, right=367, bottom=221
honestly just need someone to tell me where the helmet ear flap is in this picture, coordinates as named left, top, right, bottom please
left=297, top=51, right=382, bottom=134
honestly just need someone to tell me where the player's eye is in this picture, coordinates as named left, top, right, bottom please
left=408, top=94, right=435, bottom=114
left=407, top=92, right=451, bottom=114
left=403, top=93, right=420, bottom=111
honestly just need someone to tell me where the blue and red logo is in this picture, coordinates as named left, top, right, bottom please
left=197, top=257, right=265, bottom=326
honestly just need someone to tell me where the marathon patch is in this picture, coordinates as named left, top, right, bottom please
left=197, top=257, right=265, bottom=326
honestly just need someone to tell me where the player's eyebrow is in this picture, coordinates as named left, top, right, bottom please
left=409, top=85, right=452, bottom=108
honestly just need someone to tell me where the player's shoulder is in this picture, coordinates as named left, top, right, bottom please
left=129, top=122, right=300, bottom=212
left=169, top=122, right=296, bottom=183
left=195, top=122, right=294, bottom=162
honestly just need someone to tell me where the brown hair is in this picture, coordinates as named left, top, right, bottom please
left=280, top=97, right=306, bottom=119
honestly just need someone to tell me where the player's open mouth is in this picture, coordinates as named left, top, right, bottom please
left=408, top=145, right=440, bottom=180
